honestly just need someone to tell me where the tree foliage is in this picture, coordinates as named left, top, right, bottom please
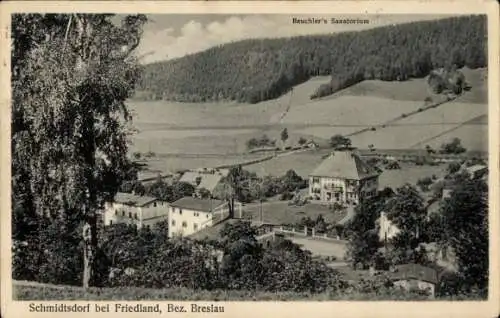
left=385, top=185, right=427, bottom=256
left=440, top=138, right=467, bottom=154
left=11, top=13, right=147, bottom=288
left=440, top=177, right=488, bottom=291
left=280, top=128, right=289, bottom=143
left=246, top=134, right=276, bottom=150
left=330, top=134, right=352, bottom=149
left=344, top=194, right=389, bottom=269
left=136, top=15, right=486, bottom=103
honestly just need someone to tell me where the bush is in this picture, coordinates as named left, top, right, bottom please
left=280, top=192, right=294, bottom=201
left=144, top=151, right=156, bottom=158
left=440, top=138, right=466, bottom=154
left=416, top=177, right=433, bottom=192
left=447, top=161, right=462, bottom=175
left=13, top=217, right=85, bottom=286
left=246, top=134, right=276, bottom=150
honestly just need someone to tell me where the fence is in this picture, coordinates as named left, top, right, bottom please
left=273, top=225, right=348, bottom=243
left=214, top=155, right=275, bottom=170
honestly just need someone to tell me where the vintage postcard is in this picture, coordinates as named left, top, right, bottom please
left=1, top=1, right=499, bottom=318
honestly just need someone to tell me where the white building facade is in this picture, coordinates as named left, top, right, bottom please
left=309, top=151, right=379, bottom=205
left=168, top=197, right=230, bottom=238
left=103, top=192, right=168, bottom=229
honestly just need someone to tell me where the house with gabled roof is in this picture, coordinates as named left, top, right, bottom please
left=179, top=169, right=228, bottom=197
left=168, top=197, right=240, bottom=238
left=389, top=263, right=440, bottom=297
left=309, top=151, right=380, bottom=205
left=103, top=192, right=169, bottom=229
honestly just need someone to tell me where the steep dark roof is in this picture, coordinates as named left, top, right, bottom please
left=310, top=151, right=379, bottom=180
left=389, top=263, right=439, bottom=285
left=170, top=197, right=225, bottom=212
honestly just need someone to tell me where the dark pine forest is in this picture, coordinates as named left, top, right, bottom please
left=136, top=15, right=487, bottom=104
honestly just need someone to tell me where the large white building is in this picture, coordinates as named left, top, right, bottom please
left=103, top=192, right=168, bottom=229
left=168, top=197, right=232, bottom=238
left=309, top=151, right=380, bottom=205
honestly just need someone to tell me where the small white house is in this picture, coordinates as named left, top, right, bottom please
left=389, top=263, right=439, bottom=297
left=103, top=192, right=168, bottom=229
left=168, top=197, right=231, bottom=238
left=377, top=211, right=401, bottom=242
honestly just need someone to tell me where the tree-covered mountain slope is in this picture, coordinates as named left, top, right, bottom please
left=136, top=15, right=486, bottom=104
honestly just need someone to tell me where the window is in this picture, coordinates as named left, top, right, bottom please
left=115, top=210, right=118, bottom=215
left=194, top=212, right=199, bottom=217
left=109, top=220, right=113, bottom=225
left=122, top=211, right=125, bottom=217
left=182, top=221, right=187, bottom=228
left=193, top=223, right=198, bottom=231
left=134, top=213, right=138, bottom=220
left=206, top=214, right=210, bottom=218
left=172, top=220, right=176, bottom=226
left=129, top=212, right=132, bottom=218
left=153, top=202, right=157, bottom=207
left=171, top=208, right=175, bottom=214
left=312, top=177, right=320, bottom=184
left=179, top=209, right=183, bottom=215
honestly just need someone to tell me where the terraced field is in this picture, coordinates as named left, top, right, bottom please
left=349, top=101, right=487, bottom=151
left=129, top=68, right=487, bottom=175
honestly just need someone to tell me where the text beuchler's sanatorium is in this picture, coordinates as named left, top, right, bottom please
left=291, top=17, right=370, bottom=24
left=28, top=303, right=225, bottom=314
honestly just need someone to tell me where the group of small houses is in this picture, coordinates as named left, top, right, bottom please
left=102, top=150, right=487, bottom=297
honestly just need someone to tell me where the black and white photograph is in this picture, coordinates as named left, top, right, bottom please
left=1, top=1, right=499, bottom=316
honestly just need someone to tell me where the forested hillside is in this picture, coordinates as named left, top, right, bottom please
left=136, top=15, right=487, bottom=103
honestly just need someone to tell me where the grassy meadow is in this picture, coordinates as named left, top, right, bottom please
left=127, top=68, right=487, bottom=176
left=13, top=280, right=486, bottom=301
left=14, top=281, right=435, bottom=301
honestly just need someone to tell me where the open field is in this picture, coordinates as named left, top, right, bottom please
left=378, top=163, right=446, bottom=190
left=412, top=124, right=489, bottom=151
left=329, top=67, right=487, bottom=104
left=349, top=101, right=487, bottom=151
left=241, top=201, right=348, bottom=226
left=288, top=237, right=347, bottom=259
left=245, top=150, right=325, bottom=178
left=128, top=68, right=487, bottom=175
left=284, top=95, right=424, bottom=127
left=143, top=154, right=266, bottom=173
